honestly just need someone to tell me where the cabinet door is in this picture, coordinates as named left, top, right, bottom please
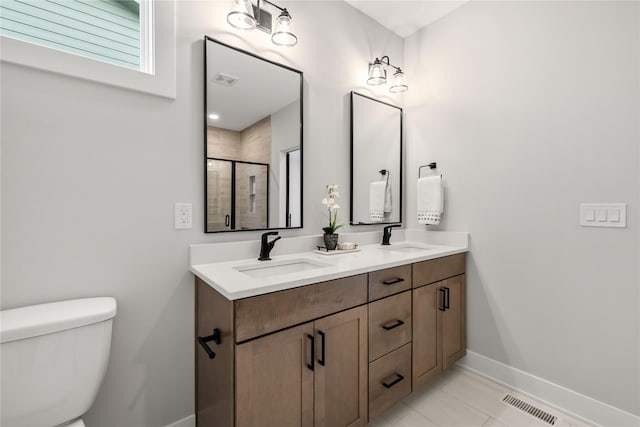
left=314, top=305, right=368, bottom=427
left=235, top=322, right=314, bottom=427
left=442, top=274, right=466, bottom=369
left=412, top=282, right=442, bottom=389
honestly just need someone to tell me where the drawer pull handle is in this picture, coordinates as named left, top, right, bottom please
left=439, top=288, right=446, bottom=311
left=382, top=319, right=405, bottom=331
left=197, top=328, right=221, bottom=360
left=307, top=334, right=315, bottom=371
left=382, top=373, right=405, bottom=389
left=318, top=330, right=326, bottom=366
left=382, top=278, right=405, bottom=286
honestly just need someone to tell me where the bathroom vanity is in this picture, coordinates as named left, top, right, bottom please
left=191, top=231, right=468, bottom=427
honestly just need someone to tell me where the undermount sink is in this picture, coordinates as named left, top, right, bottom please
left=234, top=258, right=331, bottom=278
left=380, top=244, right=433, bottom=254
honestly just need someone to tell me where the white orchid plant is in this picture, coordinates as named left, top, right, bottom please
left=322, top=184, right=345, bottom=234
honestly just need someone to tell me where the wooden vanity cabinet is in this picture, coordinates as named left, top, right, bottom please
left=412, top=254, right=466, bottom=389
left=195, top=274, right=368, bottom=427
left=195, top=252, right=467, bottom=426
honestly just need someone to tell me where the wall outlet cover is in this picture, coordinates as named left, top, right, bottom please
left=175, top=203, right=193, bottom=229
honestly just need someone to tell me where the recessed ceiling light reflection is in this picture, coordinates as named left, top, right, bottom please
left=208, top=113, right=220, bottom=120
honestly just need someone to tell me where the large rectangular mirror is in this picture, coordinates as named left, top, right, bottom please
left=205, top=37, right=303, bottom=232
left=350, top=92, right=402, bottom=225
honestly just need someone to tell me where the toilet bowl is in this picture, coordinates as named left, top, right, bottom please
left=0, top=297, right=117, bottom=427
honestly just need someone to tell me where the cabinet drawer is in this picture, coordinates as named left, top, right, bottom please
left=234, top=274, right=367, bottom=342
left=369, top=343, right=412, bottom=421
left=368, top=291, right=412, bottom=362
left=413, top=253, right=466, bottom=288
left=369, top=264, right=412, bottom=301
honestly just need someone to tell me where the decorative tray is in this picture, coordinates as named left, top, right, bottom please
left=313, top=246, right=361, bottom=256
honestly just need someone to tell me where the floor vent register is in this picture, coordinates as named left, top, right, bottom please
left=502, top=394, right=558, bottom=425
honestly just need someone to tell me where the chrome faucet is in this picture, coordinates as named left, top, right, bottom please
left=381, top=224, right=401, bottom=245
left=258, top=231, right=281, bottom=261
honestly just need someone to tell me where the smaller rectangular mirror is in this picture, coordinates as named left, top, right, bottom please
left=350, top=92, right=403, bottom=225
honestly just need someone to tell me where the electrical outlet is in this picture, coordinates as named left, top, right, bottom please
left=175, top=203, right=193, bottom=229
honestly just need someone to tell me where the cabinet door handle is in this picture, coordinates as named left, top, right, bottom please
left=307, top=334, right=314, bottom=371
left=382, top=278, right=405, bottom=286
left=382, top=373, right=405, bottom=389
left=197, top=328, right=221, bottom=360
left=382, top=319, right=405, bottom=331
left=318, top=330, right=326, bottom=366
left=444, top=287, right=450, bottom=310
left=439, top=288, right=446, bottom=311
left=225, top=214, right=230, bottom=227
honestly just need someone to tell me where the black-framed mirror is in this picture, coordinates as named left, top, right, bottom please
left=204, top=36, right=303, bottom=233
left=350, top=92, right=402, bottom=225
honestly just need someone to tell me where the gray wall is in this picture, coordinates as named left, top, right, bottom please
left=404, top=1, right=639, bottom=415
left=0, top=1, right=403, bottom=426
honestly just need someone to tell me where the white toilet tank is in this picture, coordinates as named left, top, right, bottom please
left=0, top=297, right=117, bottom=427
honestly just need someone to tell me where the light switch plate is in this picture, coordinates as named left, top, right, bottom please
left=580, top=203, right=626, bottom=228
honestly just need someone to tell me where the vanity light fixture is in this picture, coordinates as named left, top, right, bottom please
left=227, top=0, right=298, bottom=47
left=366, top=56, right=408, bottom=93
left=208, top=113, right=220, bottom=120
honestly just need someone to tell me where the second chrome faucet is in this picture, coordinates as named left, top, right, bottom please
left=258, top=231, right=281, bottom=261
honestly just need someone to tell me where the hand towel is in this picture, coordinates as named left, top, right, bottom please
left=369, top=181, right=386, bottom=222
left=417, top=175, right=443, bottom=225
left=383, top=174, right=392, bottom=213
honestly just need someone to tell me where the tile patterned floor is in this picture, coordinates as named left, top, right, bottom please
left=368, top=368, right=594, bottom=427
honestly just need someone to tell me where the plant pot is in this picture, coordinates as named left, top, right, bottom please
left=323, top=233, right=339, bottom=251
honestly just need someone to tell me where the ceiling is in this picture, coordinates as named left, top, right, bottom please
left=206, top=40, right=300, bottom=131
left=345, top=0, right=470, bottom=38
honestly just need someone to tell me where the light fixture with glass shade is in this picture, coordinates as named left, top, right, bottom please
left=366, top=56, right=408, bottom=92
left=226, top=0, right=297, bottom=47
left=367, top=58, right=386, bottom=85
left=227, top=0, right=257, bottom=30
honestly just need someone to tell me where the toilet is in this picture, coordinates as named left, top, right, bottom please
left=0, top=297, right=117, bottom=427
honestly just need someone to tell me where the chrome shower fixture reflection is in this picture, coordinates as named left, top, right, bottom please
left=366, top=56, right=408, bottom=93
left=227, top=0, right=298, bottom=47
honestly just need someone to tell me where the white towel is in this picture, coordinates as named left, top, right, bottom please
left=369, top=181, right=386, bottom=222
left=417, top=175, right=443, bottom=225
left=383, top=174, right=392, bottom=213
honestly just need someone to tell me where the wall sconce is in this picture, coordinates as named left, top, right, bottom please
left=367, top=56, right=408, bottom=93
left=227, top=0, right=297, bottom=47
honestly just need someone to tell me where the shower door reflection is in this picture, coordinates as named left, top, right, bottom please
left=207, top=159, right=268, bottom=231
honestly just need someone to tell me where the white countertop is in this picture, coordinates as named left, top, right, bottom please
left=190, top=229, right=469, bottom=300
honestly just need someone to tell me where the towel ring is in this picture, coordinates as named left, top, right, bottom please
left=418, top=162, right=437, bottom=178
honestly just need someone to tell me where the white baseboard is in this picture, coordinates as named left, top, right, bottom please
left=165, top=414, right=195, bottom=427
left=458, top=350, right=640, bottom=427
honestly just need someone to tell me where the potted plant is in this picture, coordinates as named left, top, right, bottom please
left=322, top=184, right=345, bottom=250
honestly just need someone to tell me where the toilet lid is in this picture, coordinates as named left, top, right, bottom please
left=1, top=297, right=116, bottom=343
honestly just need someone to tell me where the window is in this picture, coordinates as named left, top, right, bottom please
left=0, top=0, right=175, bottom=98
